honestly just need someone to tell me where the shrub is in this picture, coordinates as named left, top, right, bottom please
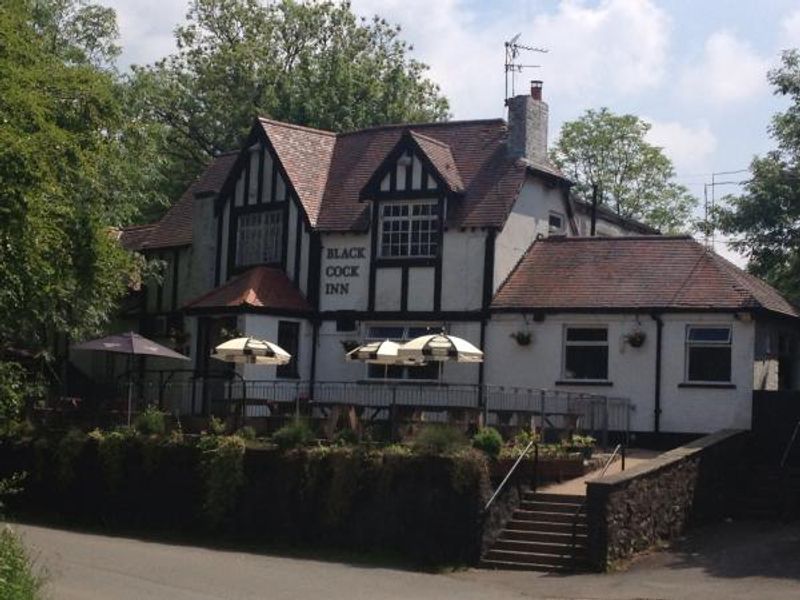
left=332, top=428, right=358, bottom=446
left=471, top=427, right=503, bottom=459
left=272, top=419, right=314, bottom=451
left=411, top=425, right=468, bottom=455
left=235, top=426, right=257, bottom=441
left=0, top=526, right=44, bottom=600
left=56, top=428, right=86, bottom=488
left=197, top=435, right=246, bottom=528
left=89, top=428, right=131, bottom=491
left=208, top=415, right=227, bottom=436
left=134, top=405, right=167, bottom=436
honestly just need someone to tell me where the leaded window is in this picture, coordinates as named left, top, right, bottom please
left=236, top=210, right=283, bottom=267
left=379, top=201, right=438, bottom=258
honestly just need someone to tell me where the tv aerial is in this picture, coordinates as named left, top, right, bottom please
left=505, top=33, right=548, bottom=102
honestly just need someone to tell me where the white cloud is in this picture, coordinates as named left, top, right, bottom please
left=646, top=119, right=717, bottom=174
left=105, top=0, right=188, bottom=68
left=781, top=9, right=800, bottom=48
left=350, top=0, right=672, bottom=119
left=678, top=30, right=770, bottom=106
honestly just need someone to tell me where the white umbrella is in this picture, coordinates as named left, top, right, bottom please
left=398, top=333, right=484, bottom=363
left=212, top=336, right=291, bottom=365
left=345, top=339, right=425, bottom=366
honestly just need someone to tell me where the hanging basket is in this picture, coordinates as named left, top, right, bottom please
left=510, top=331, right=532, bottom=346
left=625, top=330, right=646, bottom=348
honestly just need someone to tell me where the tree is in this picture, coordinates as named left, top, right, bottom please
left=0, top=0, right=134, bottom=362
left=130, top=0, right=450, bottom=200
left=551, top=108, right=697, bottom=232
left=718, top=50, right=800, bottom=302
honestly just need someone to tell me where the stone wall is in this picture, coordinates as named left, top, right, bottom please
left=586, top=429, right=747, bottom=570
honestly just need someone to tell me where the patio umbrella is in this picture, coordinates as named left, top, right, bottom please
left=398, top=333, right=484, bottom=363
left=345, top=339, right=426, bottom=379
left=212, top=336, right=291, bottom=365
left=72, top=331, right=190, bottom=425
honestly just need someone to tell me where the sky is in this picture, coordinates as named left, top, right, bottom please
left=103, top=0, right=800, bottom=263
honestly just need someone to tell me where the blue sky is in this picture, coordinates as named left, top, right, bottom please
left=105, top=0, right=800, bottom=260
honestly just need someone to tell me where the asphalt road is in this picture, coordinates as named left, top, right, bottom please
left=15, top=520, right=800, bottom=600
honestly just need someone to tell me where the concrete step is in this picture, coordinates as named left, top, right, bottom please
left=483, top=548, right=588, bottom=569
left=478, top=558, right=584, bottom=573
left=502, top=529, right=587, bottom=544
left=514, top=509, right=584, bottom=524
left=505, top=519, right=587, bottom=534
left=493, top=538, right=587, bottom=556
left=524, top=492, right=585, bottom=504
left=519, top=500, right=585, bottom=514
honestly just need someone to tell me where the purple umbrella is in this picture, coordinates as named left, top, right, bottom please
left=73, top=332, right=190, bottom=425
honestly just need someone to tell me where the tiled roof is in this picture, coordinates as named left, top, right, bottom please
left=260, top=118, right=551, bottom=231
left=259, top=119, right=336, bottom=227
left=118, top=153, right=237, bottom=251
left=492, top=236, right=799, bottom=317
left=184, top=266, right=311, bottom=313
left=118, top=224, right=156, bottom=251
left=408, top=131, right=464, bottom=193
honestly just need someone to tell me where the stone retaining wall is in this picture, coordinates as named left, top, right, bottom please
left=586, top=429, right=748, bottom=570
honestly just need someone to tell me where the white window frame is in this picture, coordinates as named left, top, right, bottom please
left=364, top=324, right=440, bottom=381
left=562, top=325, right=610, bottom=382
left=378, top=200, right=438, bottom=259
left=685, top=325, right=733, bottom=384
left=548, top=211, right=565, bottom=234
left=235, top=209, right=283, bottom=267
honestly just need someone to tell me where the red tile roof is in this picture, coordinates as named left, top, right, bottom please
left=118, top=153, right=237, bottom=251
left=184, top=266, right=311, bottom=313
left=409, top=131, right=464, bottom=193
left=258, top=118, right=555, bottom=231
left=492, top=236, right=799, bottom=317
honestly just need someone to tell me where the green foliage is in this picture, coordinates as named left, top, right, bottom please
left=471, top=427, right=503, bottom=459
left=88, top=428, right=131, bottom=491
left=410, top=425, right=468, bottom=455
left=0, top=363, right=27, bottom=424
left=717, top=50, right=800, bottom=302
left=208, top=415, right=227, bottom=436
left=551, top=107, right=697, bottom=232
left=197, top=434, right=246, bottom=528
left=56, top=428, right=86, bottom=488
left=332, top=428, right=359, bottom=447
left=134, top=405, right=167, bottom=436
left=235, top=426, right=257, bottom=441
left=0, top=526, right=44, bottom=600
left=0, top=474, right=27, bottom=518
left=565, top=434, right=596, bottom=448
left=272, top=419, right=314, bottom=451
left=129, top=0, right=449, bottom=201
left=0, top=0, right=136, bottom=358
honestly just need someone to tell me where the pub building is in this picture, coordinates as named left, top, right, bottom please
left=82, top=81, right=800, bottom=438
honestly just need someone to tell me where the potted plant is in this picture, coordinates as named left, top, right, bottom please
left=564, top=434, right=596, bottom=459
left=625, top=330, right=646, bottom=348
left=510, top=331, right=532, bottom=346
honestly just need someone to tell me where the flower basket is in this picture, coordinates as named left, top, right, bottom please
left=510, top=331, right=532, bottom=346
left=625, top=330, right=646, bottom=348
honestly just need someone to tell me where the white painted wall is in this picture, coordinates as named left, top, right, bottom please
left=493, top=176, right=568, bottom=292
left=240, top=314, right=312, bottom=381
left=485, top=312, right=756, bottom=434
left=319, top=233, right=370, bottom=311
left=408, top=268, right=435, bottom=311
left=441, top=229, right=485, bottom=311
left=374, top=268, right=402, bottom=311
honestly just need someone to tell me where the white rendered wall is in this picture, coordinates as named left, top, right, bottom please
left=239, top=314, right=312, bottom=381
left=318, top=233, right=370, bottom=311
left=485, top=312, right=756, bottom=434
left=441, top=229, right=485, bottom=311
left=493, top=177, right=568, bottom=292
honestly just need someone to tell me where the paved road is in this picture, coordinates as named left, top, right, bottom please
left=16, top=520, right=800, bottom=600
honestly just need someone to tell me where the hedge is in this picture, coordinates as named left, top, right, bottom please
left=0, top=433, right=490, bottom=566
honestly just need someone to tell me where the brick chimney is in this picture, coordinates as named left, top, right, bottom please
left=507, top=80, right=548, bottom=164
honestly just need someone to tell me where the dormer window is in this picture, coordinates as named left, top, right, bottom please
left=379, top=200, right=438, bottom=258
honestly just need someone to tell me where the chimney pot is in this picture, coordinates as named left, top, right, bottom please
left=530, top=80, right=543, bottom=100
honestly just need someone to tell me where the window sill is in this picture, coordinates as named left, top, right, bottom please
left=555, top=380, right=613, bottom=387
left=374, top=257, right=437, bottom=268
left=678, top=382, right=736, bottom=389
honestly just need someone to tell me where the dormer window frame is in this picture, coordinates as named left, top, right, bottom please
left=378, top=198, right=440, bottom=260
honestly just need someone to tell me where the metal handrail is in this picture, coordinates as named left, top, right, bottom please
left=568, top=443, right=622, bottom=567
left=484, top=440, right=537, bottom=512
left=780, top=420, right=800, bottom=469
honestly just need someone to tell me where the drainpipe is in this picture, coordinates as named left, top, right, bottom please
left=651, top=313, right=664, bottom=433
